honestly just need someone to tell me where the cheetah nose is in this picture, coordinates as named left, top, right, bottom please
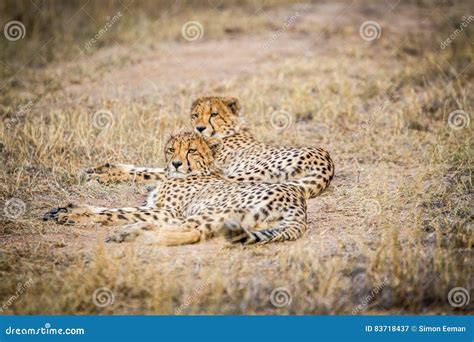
left=172, top=160, right=183, bottom=169
left=196, top=126, right=206, bottom=133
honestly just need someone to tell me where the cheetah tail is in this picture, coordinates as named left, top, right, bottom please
left=222, top=220, right=305, bottom=244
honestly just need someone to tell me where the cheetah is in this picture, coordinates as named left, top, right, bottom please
left=190, top=96, right=334, bottom=199
left=44, top=132, right=307, bottom=246
left=86, top=97, right=334, bottom=199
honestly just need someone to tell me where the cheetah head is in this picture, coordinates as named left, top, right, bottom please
left=164, top=132, right=220, bottom=178
left=190, top=96, right=241, bottom=138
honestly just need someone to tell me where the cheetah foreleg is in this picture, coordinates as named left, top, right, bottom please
left=43, top=204, right=179, bottom=226
left=85, top=163, right=166, bottom=185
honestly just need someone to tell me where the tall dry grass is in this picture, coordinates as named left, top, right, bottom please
left=0, top=0, right=472, bottom=314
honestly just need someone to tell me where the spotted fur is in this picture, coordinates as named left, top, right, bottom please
left=44, top=133, right=307, bottom=246
left=190, top=96, right=334, bottom=198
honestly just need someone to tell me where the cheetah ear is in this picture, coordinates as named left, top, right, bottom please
left=191, top=98, right=202, bottom=111
left=206, top=138, right=222, bottom=155
left=164, top=132, right=174, bottom=143
left=223, top=97, right=241, bottom=116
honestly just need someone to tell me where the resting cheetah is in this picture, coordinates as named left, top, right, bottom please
left=87, top=97, right=334, bottom=199
left=190, top=96, right=334, bottom=198
left=44, top=132, right=307, bottom=246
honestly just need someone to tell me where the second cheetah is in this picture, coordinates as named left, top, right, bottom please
left=190, top=96, right=335, bottom=199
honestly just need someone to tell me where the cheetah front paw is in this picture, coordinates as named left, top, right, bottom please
left=43, top=204, right=93, bottom=225
left=85, top=163, right=130, bottom=184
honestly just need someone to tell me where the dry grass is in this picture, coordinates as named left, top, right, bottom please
left=0, top=0, right=472, bottom=315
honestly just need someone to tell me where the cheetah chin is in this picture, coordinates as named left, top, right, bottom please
left=167, top=171, right=187, bottom=179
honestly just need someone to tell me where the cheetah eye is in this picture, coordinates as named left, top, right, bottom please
left=166, top=148, right=174, bottom=154
left=191, top=114, right=198, bottom=120
left=189, top=149, right=197, bottom=154
left=210, top=112, right=219, bottom=117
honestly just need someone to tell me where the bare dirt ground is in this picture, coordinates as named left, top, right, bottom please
left=0, top=1, right=472, bottom=314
